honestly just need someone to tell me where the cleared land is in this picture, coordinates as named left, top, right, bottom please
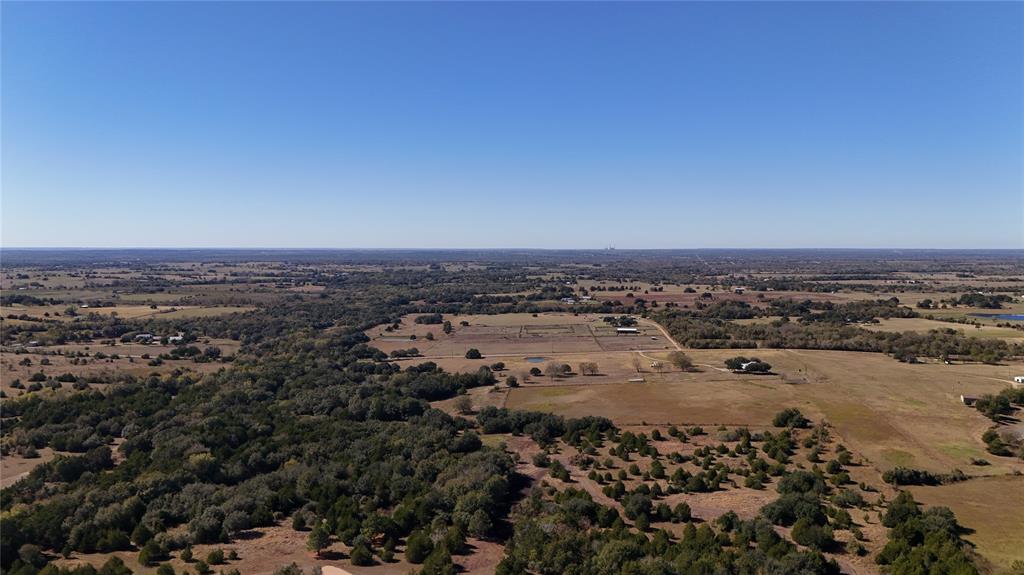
left=1, top=304, right=254, bottom=321
left=367, top=312, right=674, bottom=358
left=0, top=448, right=57, bottom=488
left=910, top=475, right=1024, bottom=571
left=508, top=347, right=1023, bottom=476
left=0, top=338, right=240, bottom=395
left=864, top=317, right=1024, bottom=342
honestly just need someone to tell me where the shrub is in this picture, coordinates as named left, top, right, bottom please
left=350, top=542, right=374, bottom=566
left=207, top=549, right=224, bottom=565
left=792, top=518, right=834, bottom=550
left=405, top=530, right=433, bottom=564
left=773, top=408, right=810, bottom=429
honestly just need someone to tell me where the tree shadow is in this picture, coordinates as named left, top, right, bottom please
left=232, top=529, right=266, bottom=541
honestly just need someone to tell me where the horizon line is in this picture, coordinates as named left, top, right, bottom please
left=2, top=246, right=1023, bottom=252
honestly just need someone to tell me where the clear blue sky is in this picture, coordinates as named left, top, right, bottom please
left=2, top=2, right=1022, bottom=249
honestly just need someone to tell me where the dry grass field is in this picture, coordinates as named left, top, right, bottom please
left=1, top=304, right=255, bottom=321
left=376, top=313, right=1024, bottom=482
left=0, top=338, right=240, bottom=395
left=910, top=475, right=1024, bottom=571
left=467, top=316, right=1024, bottom=570
left=864, top=317, right=1024, bottom=342
left=0, top=448, right=57, bottom=488
left=367, top=312, right=675, bottom=358
left=508, top=348, right=1024, bottom=476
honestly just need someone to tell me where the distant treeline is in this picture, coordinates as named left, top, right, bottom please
left=656, top=299, right=1022, bottom=363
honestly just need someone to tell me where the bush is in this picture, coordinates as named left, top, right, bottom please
left=405, top=530, right=433, bottom=564
left=882, top=467, right=942, bottom=486
left=19, top=544, right=46, bottom=569
left=832, top=489, right=865, bottom=508
left=792, top=518, right=834, bottom=550
left=207, top=549, right=224, bottom=565
left=350, top=542, right=374, bottom=566
left=772, top=408, right=810, bottom=428
left=672, top=502, right=691, bottom=523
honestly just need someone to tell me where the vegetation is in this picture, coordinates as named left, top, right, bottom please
left=2, top=251, right=1012, bottom=574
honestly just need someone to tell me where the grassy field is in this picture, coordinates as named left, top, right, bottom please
left=507, top=348, right=1024, bottom=476
left=374, top=313, right=1024, bottom=480
left=0, top=338, right=241, bottom=395
left=499, top=340, right=1024, bottom=569
left=1, top=304, right=254, bottom=321
left=910, top=475, right=1024, bottom=572
left=367, top=312, right=676, bottom=357
left=864, top=317, right=1024, bottom=341
left=0, top=448, right=57, bottom=488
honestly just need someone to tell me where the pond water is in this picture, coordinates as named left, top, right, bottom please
left=525, top=357, right=547, bottom=363
left=969, top=313, right=1024, bottom=321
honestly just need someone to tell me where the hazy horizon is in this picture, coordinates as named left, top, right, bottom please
left=3, top=2, right=1022, bottom=249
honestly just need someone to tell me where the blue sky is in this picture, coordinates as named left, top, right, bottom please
left=2, top=2, right=1021, bottom=249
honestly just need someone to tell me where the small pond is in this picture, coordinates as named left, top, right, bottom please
left=969, top=313, right=1024, bottom=321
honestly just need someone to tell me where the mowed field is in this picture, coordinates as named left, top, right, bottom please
left=864, top=317, right=1024, bottom=342
left=367, top=312, right=675, bottom=358
left=910, top=475, right=1024, bottom=570
left=508, top=347, right=1024, bottom=476
left=372, top=313, right=1024, bottom=478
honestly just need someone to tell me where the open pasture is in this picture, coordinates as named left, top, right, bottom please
left=589, top=289, right=850, bottom=309
left=1, top=303, right=255, bottom=322
left=507, top=348, right=1024, bottom=476
left=0, top=354, right=228, bottom=396
left=864, top=317, right=1024, bottom=342
left=910, top=475, right=1024, bottom=571
left=368, top=312, right=675, bottom=357
left=1, top=338, right=240, bottom=394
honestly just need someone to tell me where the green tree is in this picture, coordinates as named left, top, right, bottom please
left=420, top=546, right=456, bottom=575
left=206, top=548, right=224, bottom=565
left=306, top=523, right=330, bottom=557
left=405, top=530, right=433, bottom=564
left=349, top=542, right=373, bottom=566
left=468, top=509, right=493, bottom=538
